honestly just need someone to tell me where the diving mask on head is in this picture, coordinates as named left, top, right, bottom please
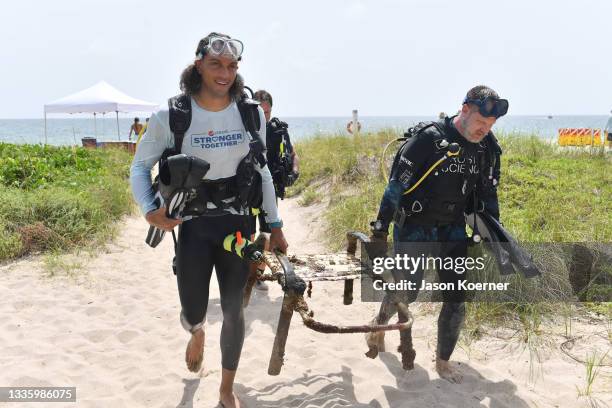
left=463, top=96, right=509, bottom=119
left=196, top=36, right=244, bottom=61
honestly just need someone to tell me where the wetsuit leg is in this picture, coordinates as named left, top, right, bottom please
left=214, top=245, right=249, bottom=370
left=436, top=302, right=465, bottom=360
left=175, top=219, right=215, bottom=329
left=374, top=225, right=429, bottom=324
left=435, top=225, right=467, bottom=361
left=175, top=215, right=250, bottom=372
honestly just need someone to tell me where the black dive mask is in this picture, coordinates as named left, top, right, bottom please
left=463, top=96, right=509, bottom=119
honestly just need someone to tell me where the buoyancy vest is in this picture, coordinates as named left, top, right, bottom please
left=155, top=93, right=266, bottom=217
left=392, top=118, right=489, bottom=226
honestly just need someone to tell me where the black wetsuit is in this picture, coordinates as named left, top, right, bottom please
left=176, top=215, right=250, bottom=370
left=375, top=116, right=500, bottom=361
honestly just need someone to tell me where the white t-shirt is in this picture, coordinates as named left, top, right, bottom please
left=130, top=98, right=280, bottom=224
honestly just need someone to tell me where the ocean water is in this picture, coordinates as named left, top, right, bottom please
left=0, top=115, right=609, bottom=146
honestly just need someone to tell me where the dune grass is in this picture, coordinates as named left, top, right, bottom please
left=0, top=143, right=134, bottom=261
left=288, top=130, right=611, bottom=354
left=290, top=131, right=611, bottom=245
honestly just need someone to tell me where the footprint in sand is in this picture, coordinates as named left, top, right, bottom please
left=129, top=386, right=174, bottom=406
left=6, top=280, right=30, bottom=290
left=85, top=306, right=106, bottom=317
left=12, top=300, right=33, bottom=310
left=81, top=329, right=115, bottom=343
left=119, top=304, right=137, bottom=315
left=117, top=330, right=140, bottom=344
left=3, top=323, right=22, bottom=332
left=295, top=347, right=317, bottom=359
left=11, top=376, right=54, bottom=387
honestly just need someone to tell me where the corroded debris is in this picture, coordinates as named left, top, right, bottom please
left=262, top=253, right=362, bottom=282
left=265, top=249, right=414, bottom=376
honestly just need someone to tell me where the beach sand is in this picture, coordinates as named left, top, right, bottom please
left=0, top=196, right=610, bottom=408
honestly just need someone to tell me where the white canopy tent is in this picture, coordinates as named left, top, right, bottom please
left=43, top=81, right=159, bottom=144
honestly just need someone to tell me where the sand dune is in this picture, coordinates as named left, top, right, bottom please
left=0, top=197, right=610, bottom=408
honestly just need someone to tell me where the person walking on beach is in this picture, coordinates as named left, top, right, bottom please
left=136, top=117, right=149, bottom=144
left=128, top=117, right=143, bottom=141
left=368, top=85, right=508, bottom=383
left=253, top=90, right=300, bottom=200
left=247, top=89, right=300, bottom=292
left=130, top=32, right=287, bottom=408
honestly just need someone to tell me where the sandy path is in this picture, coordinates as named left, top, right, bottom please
left=0, top=196, right=610, bottom=408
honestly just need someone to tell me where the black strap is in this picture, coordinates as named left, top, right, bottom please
left=165, top=93, right=266, bottom=219
left=168, top=94, right=192, bottom=153
left=168, top=93, right=265, bottom=166
left=236, top=97, right=261, bottom=135
left=389, top=121, right=444, bottom=180
left=236, top=96, right=267, bottom=166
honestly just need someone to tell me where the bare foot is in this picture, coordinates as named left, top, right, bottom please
left=435, top=357, right=462, bottom=383
left=219, top=391, right=241, bottom=408
left=185, top=329, right=204, bottom=372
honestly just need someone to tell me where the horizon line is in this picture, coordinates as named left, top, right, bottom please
left=1, top=113, right=610, bottom=120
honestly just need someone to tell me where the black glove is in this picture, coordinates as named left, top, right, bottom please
left=369, top=220, right=388, bottom=242
left=368, top=220, right=389, bottom=259
left=286, top=171, right=299, bottom=186
left=370, top=229, right=388, bottom=243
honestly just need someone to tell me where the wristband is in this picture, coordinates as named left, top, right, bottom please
left=269, top=220, right=283, bottom=229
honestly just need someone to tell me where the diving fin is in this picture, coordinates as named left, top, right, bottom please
left=480, top=212, right=541, bottom=278
left=145, top=225, right=166, bottom=248
left=466, top=212, right=516, bottom=275
left=145, top=154, right=210, bottom=249
left=158, top=154, right=210, bottom=200
left=144, top=189, right=188, bottom=248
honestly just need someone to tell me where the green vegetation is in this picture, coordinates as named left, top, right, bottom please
left=577, top=350, right=609, bottom=397
left=288, top=131, right=395, bottom=245
left=297, top=186, right=323, bottom=206
left=291, top=131, right=611, bottom=245
left=0, top=143, right=134, bottom=261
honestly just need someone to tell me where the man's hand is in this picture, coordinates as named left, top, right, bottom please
left=370, top=229, right=388, bottom=243
left=369, top=221, right=389, bottom=258
left=369, top=220, right=388, bottom=243
left=286, top=171, right=299, bottom=186
left=269, top=227, right=288, bottom=254
left=145, top=207, right=182, bottom=232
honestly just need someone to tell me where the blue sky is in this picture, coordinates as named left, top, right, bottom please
left=1, top=0, right=610, bottom=118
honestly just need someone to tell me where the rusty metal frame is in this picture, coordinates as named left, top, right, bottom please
left=261, top=231, right=416, bottom=375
